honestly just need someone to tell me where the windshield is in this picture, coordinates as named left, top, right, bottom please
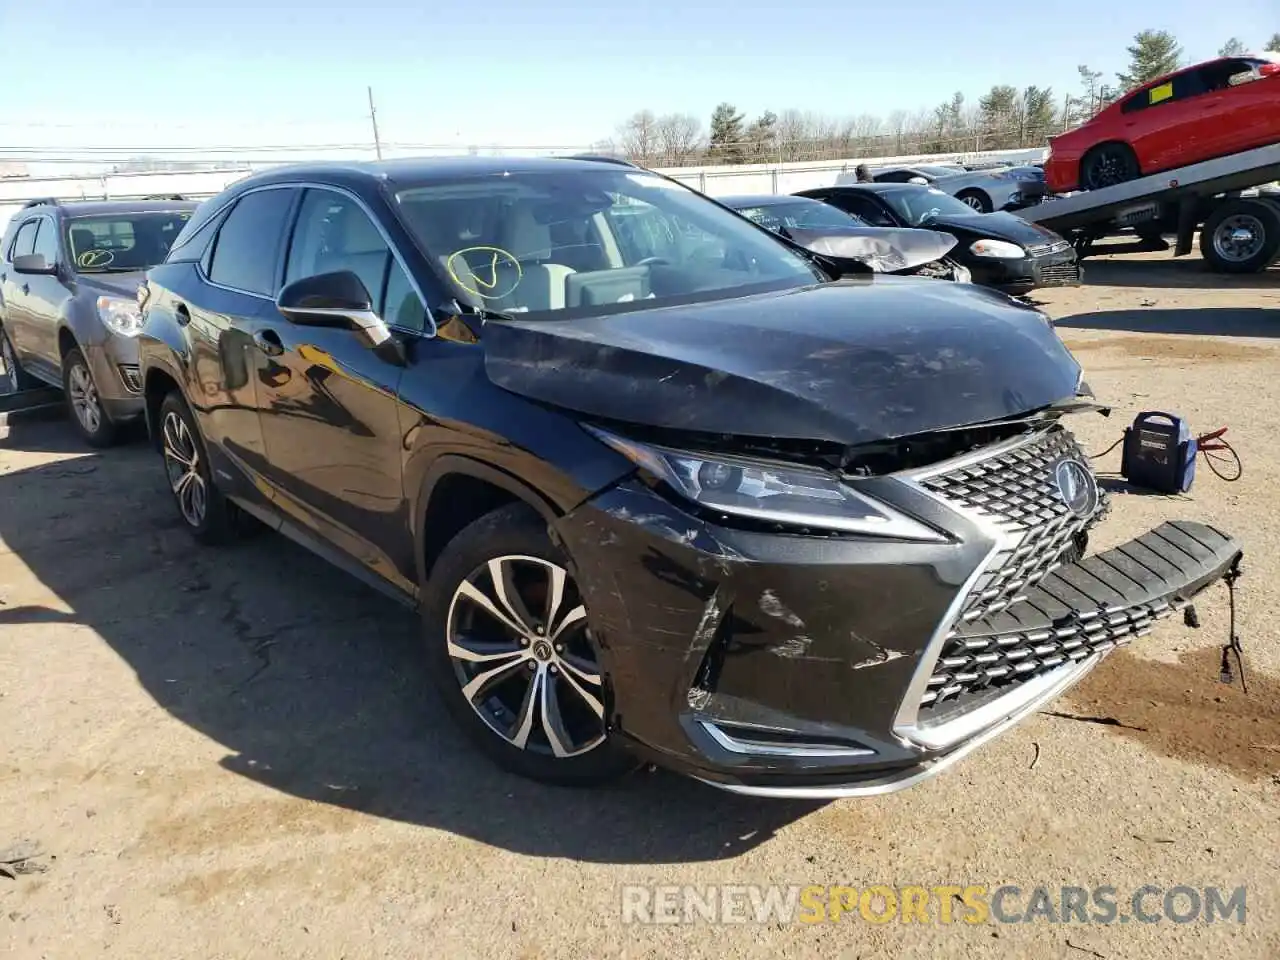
left=881, top=187, right=982, bottom=226
left=393, top=168, right=822, bottom=319
left=65, top=211, right=193, bottom=273
left=730, top=199, right=864, bottom=233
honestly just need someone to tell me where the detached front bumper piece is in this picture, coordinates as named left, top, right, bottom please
left=557, top=425, right=1242, bottom=799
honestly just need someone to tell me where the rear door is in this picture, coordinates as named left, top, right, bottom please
left=248, top=186, right=419, bottom=595
left=186, top=185, right=301, bottom=497
left=1193, top=57, right=1280, bottom=157
left=1120, top=68, right=1217, bottom=172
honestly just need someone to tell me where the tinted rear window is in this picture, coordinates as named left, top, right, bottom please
left=207, top=188, right=297, bottom=295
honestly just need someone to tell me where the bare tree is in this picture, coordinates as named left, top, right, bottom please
left=655, top=113, right=704, bottom=164
left=616, top=110, right=660, bottom=164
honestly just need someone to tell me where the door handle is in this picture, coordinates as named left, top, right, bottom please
left=254, top=329, right=284, bottom=356
left=20, top=284, right=29, bottom=295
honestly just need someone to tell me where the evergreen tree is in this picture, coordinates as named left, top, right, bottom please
left=1266, top=33, right=1280, bottom=52
left=708, top=103, right=746, bottom=163
left=1218, top=38, right=1245, bottom=57
left=1117, top=30, right=1184, bottom=90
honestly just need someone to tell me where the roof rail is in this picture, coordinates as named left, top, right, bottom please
left=563, top=153, right=640, bottom=168
left=20, top=197, right=60, bottom=210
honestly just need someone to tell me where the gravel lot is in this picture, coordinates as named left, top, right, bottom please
left=1, top=249, right=1278, bottom=959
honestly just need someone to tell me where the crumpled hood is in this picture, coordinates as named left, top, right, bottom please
left=482, top=278, right=1083, bottom=446
left=75, top=270, right=148, bottom=300
left=785, top=226, right=958, bottom=273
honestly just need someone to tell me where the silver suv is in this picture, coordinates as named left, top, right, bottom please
left=0, top=197, right=197, bottom=445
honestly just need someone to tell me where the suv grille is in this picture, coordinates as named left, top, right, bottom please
left=921, top=426, right=1103, bottom=623
left=915, top=426, right=1107, bottom=713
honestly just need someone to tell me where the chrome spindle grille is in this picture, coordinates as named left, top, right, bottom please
left=919, top=600, right=1173, bottom=710
left=921, top=426, right=1102, bottom=622
left=916, top=425, right=1112, bottom=714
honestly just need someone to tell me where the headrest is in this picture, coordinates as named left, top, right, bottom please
left=499, top=207, right=552, bottom=262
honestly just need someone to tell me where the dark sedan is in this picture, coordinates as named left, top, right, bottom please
left=716, top=193, right=971, bottom=282
left=795, top=183, right=1082, bottom=295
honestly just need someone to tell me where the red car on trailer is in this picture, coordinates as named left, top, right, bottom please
left=1045, top=52, right=1280, bottom=194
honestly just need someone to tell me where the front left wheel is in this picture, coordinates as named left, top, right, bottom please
left=62, top=347, right=119, bottom=448
left=421, top=502, right=639, bottom=786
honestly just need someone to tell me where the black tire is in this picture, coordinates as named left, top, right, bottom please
left=61, top=346, right=119, bottom=448
left=157, top=390, right=240, bottom=545
left=956, top=190, right=992, bottom=213
left=1079, top=143, right=1141, bottom=191
left=0, top=324, right=41, bottom=392
left=421, top=502, right=639, bottom=787
left=1198, top=199, right=1280, bottom=273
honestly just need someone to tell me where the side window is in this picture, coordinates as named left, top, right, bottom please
left=31, top=219, right=60, bottom=264
left=285, top=189, right=391, bottom=312
left=383, top=260, right=427, bottom=331
left=207, top=188, right=297, bottom=296
left=841, top=195, right=895, bottom=227
left=9, top=219, right=39, bottom=260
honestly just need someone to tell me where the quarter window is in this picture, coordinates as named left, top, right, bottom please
left=207, top=188, right=298, bottom=296
left=9, top=219, right=39, bottom=260
left=31, top=219, right=59, bottom=264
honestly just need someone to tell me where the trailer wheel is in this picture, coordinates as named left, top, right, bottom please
left=1080, top=143, right=1140, bottom=191
left=1199, top=199, right=1280, bottom=273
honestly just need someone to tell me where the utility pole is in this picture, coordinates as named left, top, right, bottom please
left=367, top=86, right=383, bottom=160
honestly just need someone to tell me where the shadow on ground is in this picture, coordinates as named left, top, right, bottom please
left=0, top=419, right=821, bottom=865
left=1079, top=254, right=1280, bottom=291
left=1056, top=307, right=1280, bottom=338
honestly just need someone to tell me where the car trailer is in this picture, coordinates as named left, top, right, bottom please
left=1018, top=142, right=1280, bottom=273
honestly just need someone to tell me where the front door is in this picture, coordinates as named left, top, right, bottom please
left=251, top=186, right=419, bottom=595
left=23, top=215, right=73, bottom=372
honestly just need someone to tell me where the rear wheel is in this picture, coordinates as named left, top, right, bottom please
left=62, top=346, right=119, bottom=448
left=1199, top=199, right=1280, bottom=273
left=1079, top=143, right=1140, bottom=191
left=956, top=190, right=992, bottom=213
left=421, top=502, right=639, bottom=786
left=158, top=391, right=240, bottom=544
left=0, top=324, right=40, bottom=392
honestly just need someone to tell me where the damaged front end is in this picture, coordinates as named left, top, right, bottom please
left=784, top=226, right=971, bottom=282
left=486, top=280, right=1241, bottom=796
left=551, top=414, right=1243, bottom=798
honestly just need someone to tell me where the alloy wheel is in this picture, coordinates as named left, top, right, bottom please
left=67, top=362, right=102, bottom=435
left=1211, top=214, right=1265, bottom=264
left=445, top=555, right=606, bottom=758
left=961, top=195, right=984, bottom=210
left=162, top=410, right=207, bottom=527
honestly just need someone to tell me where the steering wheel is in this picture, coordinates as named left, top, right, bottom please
left=634, top=256, right=672, bottom=267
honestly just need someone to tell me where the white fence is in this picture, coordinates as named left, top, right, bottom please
left=0, top=146, right=1046, bottom=232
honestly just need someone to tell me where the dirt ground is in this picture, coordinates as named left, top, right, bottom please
left=1, top=249, right=1278, bottom=959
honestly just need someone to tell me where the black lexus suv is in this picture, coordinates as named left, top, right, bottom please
left=136, top=156, right=1241, bottom=798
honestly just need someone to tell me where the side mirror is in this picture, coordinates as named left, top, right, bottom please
left=276, top=270, right=392, bottom=348
left=12, top=253, right=57, bottom=276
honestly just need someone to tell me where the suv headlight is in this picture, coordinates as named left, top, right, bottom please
left=969, top=239, right=1025, bottom=259
left=587, top=426, right=945, bottom=542
left=96, top=296, right=145, bottom=337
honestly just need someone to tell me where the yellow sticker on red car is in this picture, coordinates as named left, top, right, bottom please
left=1149, top=82, right=1174, bottom=104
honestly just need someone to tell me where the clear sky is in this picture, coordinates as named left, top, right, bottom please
left=0, top=0, right=1275, bottom=163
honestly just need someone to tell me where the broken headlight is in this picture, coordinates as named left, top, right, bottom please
left=587, top=426, right=945, bottom=542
